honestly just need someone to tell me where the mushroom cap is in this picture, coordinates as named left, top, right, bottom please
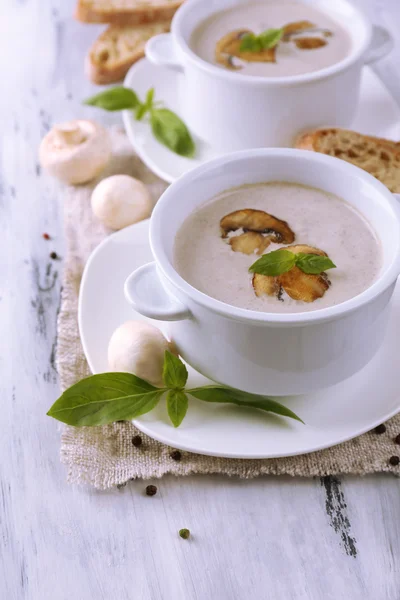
left=39, top=120, right=111, bottom=185
left=91, top=174, right=152, bottom=230
left=107, top=321, right=174, bottom=387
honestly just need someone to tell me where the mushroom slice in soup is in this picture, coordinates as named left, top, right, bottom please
left=294, top=37, right=327, bottom=50
left=282, top=20, right=316, bottom=39
left=220, top=209, right=295, bottom=244
left=252, top=244, right=331, bottom=303
left=230, top=231, right=272, bottom=255
left=252, top=273, right=280, bottom=297
left=279, top=245, right=330, bottom=302
left=215, top=29, right=277, bottom=67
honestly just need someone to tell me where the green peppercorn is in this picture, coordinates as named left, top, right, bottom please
left=179, top=528, right=190, bottom=539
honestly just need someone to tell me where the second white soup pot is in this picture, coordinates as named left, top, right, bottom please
left=146, top=0, right=393, bottom=151
left=125, top=149, right=400, bottom=396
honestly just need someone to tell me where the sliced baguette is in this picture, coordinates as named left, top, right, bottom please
left=296, top=128, right=400, bottom=193
left=75, top=0, right=184, bottom=25
left=86, top=21, right=170, bottom=84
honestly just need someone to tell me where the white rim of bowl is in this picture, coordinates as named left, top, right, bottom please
left=150, top=149, right=400, bottom=326
left=172, top=0, right=372, bottom=86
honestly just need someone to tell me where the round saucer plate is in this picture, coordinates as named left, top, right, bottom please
left=79, top=220, right=400, bottom=459
left=123, top=59, right=400, bottom=183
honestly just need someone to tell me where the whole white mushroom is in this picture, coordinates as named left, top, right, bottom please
left=91, top=174, right=152, bottom=230
left=108, top=321, right=174, bottom=387
left=39, top=120, right=111, bottom=184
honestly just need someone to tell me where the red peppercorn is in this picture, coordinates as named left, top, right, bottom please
left=42, top=233, right=50, bottom=240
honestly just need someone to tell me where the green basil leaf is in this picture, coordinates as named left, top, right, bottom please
left=135, top=103, right=148, bottom=121
left=47, top=373, right=164, bottom=426
left=249, top=249, right=296, bottom=277
left=296, top=253, right=336, bottom=274
left=240, top=33, right=262, bottom=52
left=84, top=87, right=140, bottom=111
left=163, top=351, right=188, bottom=390
left=145, top=87, right=155, bottom=109
left=188, top=386, right=304, bottom=423
left=259, top=28, right=284, bottom=49
left=167, top=390, right=189, bottom=427
left=150, top=108, right=195, bottom=158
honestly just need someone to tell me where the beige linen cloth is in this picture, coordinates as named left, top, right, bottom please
left=57, top=127, right=400, bottom=489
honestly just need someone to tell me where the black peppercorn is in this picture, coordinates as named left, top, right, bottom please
left=145, top=484, right=157, bottom=496
left=179, top=528, right=190, bottom=539
left=389, top=455, right=400, bottom=466
left=50, top=251, right=58, bottom=260
left=170, top=450, right=182, bottom=461
left=374, top=424, right=386, bottom=434
left=394, top=434, right=400, bottom=445
left=132, top=435, right=142, bottom=447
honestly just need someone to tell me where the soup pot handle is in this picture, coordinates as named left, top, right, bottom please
left=364, top=26, right=394, bottom=64
left=124, top=262, right=191, bottom=321
left=145, top=34, right=184, bottom=73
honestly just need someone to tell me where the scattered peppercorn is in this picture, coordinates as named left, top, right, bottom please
left=374, top=424, right=386, bottom=434
left=50, top=251, right=58, bottom=260
left=145, top=484, right=157, bottom=496
left=117, top=482, right=127, bottom=489
left=170, top=450, right=182, bottom=461
left=132, top=435, right=143, bottom=447
left=42, top=233, right=50, bottom=240
left=179, top=529, right=190, bottom=540
left=389, top=455, right=400, bottom=466
left=394, top=434, right=400, bottom=445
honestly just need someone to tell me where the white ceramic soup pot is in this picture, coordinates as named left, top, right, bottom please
left=145, top=0, right=393, bottom=152
left=125, top=149, right=400, bottom=396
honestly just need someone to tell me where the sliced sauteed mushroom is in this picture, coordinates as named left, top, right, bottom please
left=230, top=231, right=272, bottom=255
left=279, top=266, right=330, bottom=302
left=252, top=273, right=280, bottom=297
left=294, top=37, right=327, bottom=50
left=220, top=209, right=295, bottom=245
left=215, top=29, right=276, bottom=68
left=282, top=21, right=316, bottom=38
left=252, top=244, right=331, bottom=303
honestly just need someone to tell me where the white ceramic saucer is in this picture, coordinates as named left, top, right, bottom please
left=79, top=221, right=400, bottom=459
left=123, top=59, right=400, bottom=184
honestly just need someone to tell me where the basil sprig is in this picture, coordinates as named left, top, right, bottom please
left=240, top=28, right=284, bottom=53
left=47, top=351, right=303, bottom=428
left=249, top=249, right=336, bottom=277
left=84, top=86, right=195, bottom=158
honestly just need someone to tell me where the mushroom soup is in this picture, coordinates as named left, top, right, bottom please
left=190, top=2, right=352, bottom=77
left=173, top=183, right=382, bottom=313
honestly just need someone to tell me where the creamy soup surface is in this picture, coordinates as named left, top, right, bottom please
left=173, top=183, right=382, bottom=314
left=190, top=2, right=352, bottom=77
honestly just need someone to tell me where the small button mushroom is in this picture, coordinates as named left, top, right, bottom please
left=39, top=120, right=111, bottom=184
left=108, top=321, right=175, bottom=387
left=91, top=174, right=152, bottom=230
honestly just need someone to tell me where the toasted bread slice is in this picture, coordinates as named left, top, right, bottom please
left=296, top=128, right=400, bottom=193
left=75, top=0, right=184, bottom=25
left=86, top=22, right=170, bottom=84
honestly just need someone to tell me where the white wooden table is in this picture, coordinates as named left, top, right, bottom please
left=2, top=1, right=400, bottom=598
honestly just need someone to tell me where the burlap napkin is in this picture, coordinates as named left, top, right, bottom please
left=57, top=127, right=400, bottom=489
